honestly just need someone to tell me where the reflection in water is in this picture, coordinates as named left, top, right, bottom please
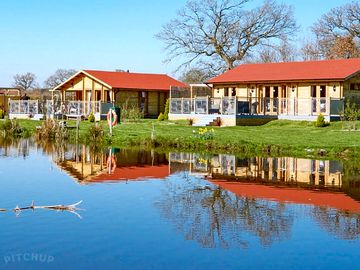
left=170, top=153, right=344, bottom=189
left=156, top=176, right=294, bottom=248
left=311, top=207, right=360, bottom=240
left=1, top=139, right=360, bottom=247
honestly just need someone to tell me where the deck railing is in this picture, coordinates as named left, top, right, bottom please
left=9, top=100, right=41, bottom=114
left=170, top=97, right=343, bottom=116
left=9, top=100, right=102, bottom=116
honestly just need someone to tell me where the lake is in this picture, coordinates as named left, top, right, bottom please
left=0, top=139, right=359, bottom=270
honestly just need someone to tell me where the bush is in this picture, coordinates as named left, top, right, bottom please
left=120, top=104, right=144, bottom=122
left=214, top=117, right=222, bottom=127
left=187, top=118, right=194, bottom=125
left=315, top=114, right=327, bottom=127
left=164, top=99, right=170, bottom=120
left=87, top=123, right=104, bottom=143
left=342, top=99, right=360, bottom=121
left=0, top=109, right=4, bottom=119
left=35, top=119, right=68, bottom=141
left=88, top=112, right=95, bottom=122
left=0, top=119, right=28, bottom=137
left=158, top=112, right=165, bottom=121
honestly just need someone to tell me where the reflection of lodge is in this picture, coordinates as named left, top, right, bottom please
left=55, top=147, right=169, bottom=183
left=169, top=153, right=343, bottom=188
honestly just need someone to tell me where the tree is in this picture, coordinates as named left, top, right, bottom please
left=256, top=38, right=298, bottom=63
left=44, top=69, right=77, bottom=88
left=179, top=68, right=212, bottom=84
left=12, top=72, right=38, bottom=93
left=300, top=40, right=322, bottom=61
left=311, top=1, right=360, bottom=59
left=157, top=0, right=297, bottom=74
left=327, top=36, right=360, bottom=59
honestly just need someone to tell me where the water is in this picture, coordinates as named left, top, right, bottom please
left=0, top=139, right=359, bottom=270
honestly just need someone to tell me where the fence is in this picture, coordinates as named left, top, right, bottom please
left=8, top=100, right=41, bottom=114
left=170, top=97, right=343, bottom=116
left=9, top=100, right=102, bottom=116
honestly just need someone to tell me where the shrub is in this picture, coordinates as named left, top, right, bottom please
left=164, top=99, right=170, bottom=120
left=87, top=123, right=104, bottom=143
left=88, top=112, right=95, bottom=122
left=315, top=114, right=327, bottom=127
left=158, top=112, right=165, bottom=121
left=342, top=99, right=360, bottom=121
left=120, top=104, right=144, bottom=122
left=214, top=117, right=222, bottom=127
left=0, top=109, right=4, bottom=119
left=35, top=119, right=68, bottom=141
left=0, top=119, right=28, bottom=137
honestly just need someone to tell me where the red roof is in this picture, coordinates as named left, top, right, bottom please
left=207, top=58, right=360, bottom=84
left=89, top=165, right=169, bottom=182
left=211, top=180, right=360, bottom=213
left=83, top=70, right=187, bottom=91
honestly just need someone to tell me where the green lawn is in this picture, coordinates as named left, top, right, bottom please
left=12, top=118, right=360, bottom=158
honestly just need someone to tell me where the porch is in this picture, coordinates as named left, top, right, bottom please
left=169, top=97, right=344, bottom=126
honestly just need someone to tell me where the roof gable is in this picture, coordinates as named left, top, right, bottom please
left=207, top=58, right=360, bottom=84
left=83, top=70, right=187, bottom=90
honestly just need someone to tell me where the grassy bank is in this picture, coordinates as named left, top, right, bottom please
left=10, top=119, right=360, bottom=158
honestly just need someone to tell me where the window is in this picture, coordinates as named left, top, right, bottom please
left=224, top=87, right=229, bottom=96
left=273, top=86, right=278, bottom=98
left=350, top=83, right=360, bottom=90
left=311, top=85, right=316, bottom=98
left=320, top=85, right=326, bottom=97
left=231, top=88, right=236, bottom=96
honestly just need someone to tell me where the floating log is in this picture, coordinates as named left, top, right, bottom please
left=12, top=200, right=83, bottom=218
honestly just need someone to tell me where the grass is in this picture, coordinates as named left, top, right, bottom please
left=10, top=119, right=360, bottom=158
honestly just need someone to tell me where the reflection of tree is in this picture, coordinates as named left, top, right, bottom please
left=156, top=174, right=294, bottom=248
left=311, top=207, right=360, bottom=240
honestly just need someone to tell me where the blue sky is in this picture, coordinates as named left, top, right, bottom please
left=0, top=0, right=352, bottom=85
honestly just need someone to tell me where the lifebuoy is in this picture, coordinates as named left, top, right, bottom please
left=107, top=155, right=117, bottom=174
left=107, top=109, right=117, bottom=127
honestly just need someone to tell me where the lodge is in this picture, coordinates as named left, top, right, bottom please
left=169, top=58, right=360, bottom=126
left=51, top=69, right=187, bottom=119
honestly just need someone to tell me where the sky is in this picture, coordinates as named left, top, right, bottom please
left=0, top=0, right=353, bottom=86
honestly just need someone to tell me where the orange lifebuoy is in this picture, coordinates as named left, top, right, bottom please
left=107, top=155, right=117, bottom=174
left=107, top=109, right=117, bottom=127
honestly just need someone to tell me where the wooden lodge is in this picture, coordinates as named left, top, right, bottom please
left=52, top=70, right=187, bottom=118
left=169, top=58, right=360, bottom=126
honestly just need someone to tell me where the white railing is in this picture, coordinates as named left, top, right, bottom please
left=9, top=100, right=40, bottom=114
left=169, top=97, right=343, bottom=116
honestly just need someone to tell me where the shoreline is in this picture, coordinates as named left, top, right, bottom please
left=3, top=119, right=360, bottom=159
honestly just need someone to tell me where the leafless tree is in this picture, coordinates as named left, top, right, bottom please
left=300, top=40, right=323, bottom=61
left=12, top=72, right=38, bottom=93
left=44, top=69, right=77, bottom=89
left=179, top=68, right=213, bottom=84
left=157, top=0, right=297, bottom=74
left=310, top=1, right=360, bottom=59
left=256, top=38, right=298, bottom=63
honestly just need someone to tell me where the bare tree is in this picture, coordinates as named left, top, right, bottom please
left=44, top=69, right=77, bottom=88
left=311, top=1, right=360, bottom=59
left=256, top=38, right=298, bottom=63
left=157, top=0, right=297, bottom=74
left=12, top=72, right=38, bottom=93
left=300, top=40, right=323, bottom=61
left=179, top=68, right=213, bottom=84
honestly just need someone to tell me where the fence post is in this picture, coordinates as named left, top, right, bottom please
left=207, top=96, right=209, bottom=114
left=220, top=97, right=223, bottom=115
left=181, top=98, right=184, bottom=114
